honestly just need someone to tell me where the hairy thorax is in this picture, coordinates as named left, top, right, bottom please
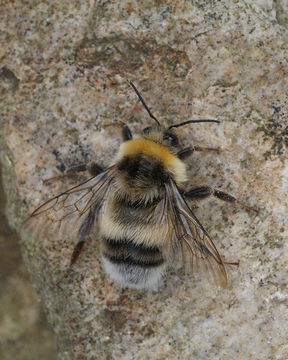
left=113, top=138, right=187, bottom=199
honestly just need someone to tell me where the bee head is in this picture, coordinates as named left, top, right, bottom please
left=141, top=125, right=180, bottom=150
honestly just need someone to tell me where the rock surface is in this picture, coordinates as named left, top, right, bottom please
left=0, top=168, right=57, bottom=360
left=1, top=1, right=288, bottom=359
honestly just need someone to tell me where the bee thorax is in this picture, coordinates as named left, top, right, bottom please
left=115, top=139, right=187, bottom=187
left=117, top=155, right=169, bottom=190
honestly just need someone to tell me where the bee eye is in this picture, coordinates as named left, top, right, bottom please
left=163, top=132, right=178, bottom=146
left=143, top=126, right=152, bottom=134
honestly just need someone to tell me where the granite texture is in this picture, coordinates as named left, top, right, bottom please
left=1, top=1, right=288, bottom=359
left=0, top=167, right=58, bottom=360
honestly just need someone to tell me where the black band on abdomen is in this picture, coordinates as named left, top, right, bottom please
left=103, top=237, right=164, bottom=268
left=107, top=255, right=164, bottom=267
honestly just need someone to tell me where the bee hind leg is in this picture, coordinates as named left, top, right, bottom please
left=184, top=186, right=259, bottom=214
left=122, top=124, right=132, bottom=141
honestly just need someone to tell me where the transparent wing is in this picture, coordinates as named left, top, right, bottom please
left=23, top=166, right=116, bottom=242
left=159, top=178, right=227, bottom=287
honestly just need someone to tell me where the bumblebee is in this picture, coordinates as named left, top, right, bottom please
left=26, top=81, right=253, bottom=289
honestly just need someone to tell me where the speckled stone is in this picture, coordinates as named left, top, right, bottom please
left=0, top=172, right=57, bottom=360
left=1, top=1, right=288, bottom=359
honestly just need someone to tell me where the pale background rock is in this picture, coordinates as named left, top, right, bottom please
left=1, top=1, right=288, bottom=359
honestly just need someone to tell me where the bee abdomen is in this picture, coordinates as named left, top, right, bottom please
left=108, top=255, right=163, bottom=267
left=103, top=238, right=164, bottom=267
left=102, top=238, right=166, bottom=289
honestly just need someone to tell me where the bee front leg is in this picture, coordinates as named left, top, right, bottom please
left=184, top=186, right=259, bottom=214
left=122, top=124, right=132, bottom=141
left=104, top=121, right=132, bottom=141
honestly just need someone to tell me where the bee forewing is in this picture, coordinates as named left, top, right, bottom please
left=165, top=178, right=227, bottom=287
left=22, top=167, right=116, bottom=241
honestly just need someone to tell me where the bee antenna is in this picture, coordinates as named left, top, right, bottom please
left=168, top=119, right=220, bottom=129
left=128, top=81, right=161, bottom=126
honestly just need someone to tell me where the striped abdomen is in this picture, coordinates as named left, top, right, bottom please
left=103, top=238, right=164, bottom=268
left=100, top=195, right=168, bottom=289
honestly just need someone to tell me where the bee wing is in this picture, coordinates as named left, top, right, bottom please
left=23, top=166, right=116, bottom=242
left=162, top=178, right=227, bottom=287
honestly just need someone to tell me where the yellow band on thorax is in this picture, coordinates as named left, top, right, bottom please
left=118, top=139, right=187, bottom=184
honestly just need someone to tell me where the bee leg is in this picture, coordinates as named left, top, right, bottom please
left=213, top=189, right=259, bottom=214
left=86, top=163, right=104, bottom=176
left=55, top=240, right=85, bottom=287
left=104, top=120, right=132, bottom=140
left=55, top=240, right=87, bottom=287
left=184, top=187, right=259, bottom=214
left=43, top=164, right=87, bottom=184
left=66, top=163, right=104, bottom=177
left=69, top=202, right=98, bottom=266
left=55, top=204, right=97, bottom=286
left=65, top=164, right=88, bottom=173
left=122, top=124, right=132, bottom=141
left=177, top=146, right=220, bottom=160
left=177, top=147, right=194, bottom=159
left=184, top=186, right=213, bottom=199
left=43, top=163, right=104, bottom=184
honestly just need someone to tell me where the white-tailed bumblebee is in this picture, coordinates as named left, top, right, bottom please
left=26, top=81, right=255, bottom=289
